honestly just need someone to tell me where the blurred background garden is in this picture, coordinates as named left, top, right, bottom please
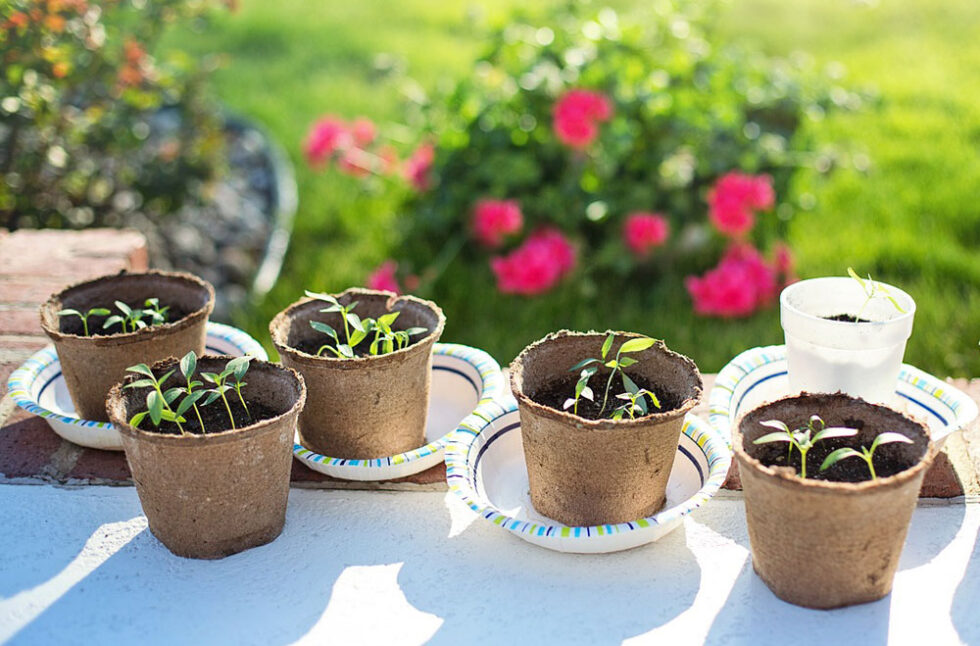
left=3, top=0, right=979, bottom=376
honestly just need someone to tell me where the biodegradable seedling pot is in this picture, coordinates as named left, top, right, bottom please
left=270, top=288, right=445, bottom=459
left=735, top=392, right=934, bottom=609
left=106, top=355, right=306, bottom=559
left=509, top=331, right=703, bottom=527
left=780, top=277, right=915, bottom=405
left=40, top=271, right=214, bottom=421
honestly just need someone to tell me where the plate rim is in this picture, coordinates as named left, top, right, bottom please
left=444, top=399, right=732, bottom=542
left=708, top=344, right=980, bottom=446
left=5, top=321, right=269, bottom=431
left=291, top=342, right=505, bottom=473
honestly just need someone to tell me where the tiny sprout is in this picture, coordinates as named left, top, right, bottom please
left=563, top=367, right=596, bottom=415
left=177, top=351, right=207, bottom=432
left=754, top=415, right=858, bottom=479
left=124, top=363, right=187, bottom=435
left=610, top=379, right=661, bottom=420
left=143, top=297, right=170, bottom=325
left=568, top=333, right=658, bottom=417
left=820, top=432, right=914, bottom=480
left=306, top=290, right=427, bottom=358
left=847, top=267, right=906, bottom=321
left=57, top=307, right=110, bottom=336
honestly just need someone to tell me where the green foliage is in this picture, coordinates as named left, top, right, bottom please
left=820, top=431, right=914, bottom=480
left=103, top=299, right=169, bottom=334
left=754, top=415, right=857, bottom=479
left=563, top=332, right=659, bottom=419
left=393, top=0, right=861, bottom=285
left=0, top=0, right=229, bottom=230
left=305, top=290, right=427, bottom=358
left=56, top=307, right=110, bottom=337
left=126, top=352, right=254, bottom=434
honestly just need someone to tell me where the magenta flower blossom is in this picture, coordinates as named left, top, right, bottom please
left=472, top=199, right=524, bottom=247
left=304, top=116, right=351, bottom=168
left=350, top=117, right=377, bottom=147
left=403, top=143, right=435, bottom=191
left=491, top=229, right=576, bottom=295
left=365, top=260, right=401, bottom=294
left=684, top=244, right=779, bottom=317
left=552, top=89, right=613, bottom=149
left=623, top=212, right=670, bottom=256
left=707, top=172, right=775, bottom=237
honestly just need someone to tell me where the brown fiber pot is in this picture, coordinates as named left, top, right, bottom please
left=735, top=393, right=935, bottom=609
left=106, top=355, right=306, bottom=559
left=270, top=288, right=445, bottom=459
left=40, top=270, right=214, bottom=422
left=510, top=330, right=703, bottom=527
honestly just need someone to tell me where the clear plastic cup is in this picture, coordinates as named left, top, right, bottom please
left=780, top=277, right=916, bottom=405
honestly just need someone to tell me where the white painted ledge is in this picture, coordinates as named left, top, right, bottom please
left=0, top=486, right=978, bottom=645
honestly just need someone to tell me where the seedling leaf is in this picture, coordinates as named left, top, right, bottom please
left=619, top=337, right=656, bottom=354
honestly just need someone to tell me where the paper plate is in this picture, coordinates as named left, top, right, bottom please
left=5, top=322, right=268, bottom=451
left=445, top=398, right=731, bottom=554
left=292, top=343, right=504, bottom=481
left=709, top=344, right=979, bottom=447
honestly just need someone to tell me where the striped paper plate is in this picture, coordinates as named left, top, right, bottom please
left=5, top=322, right=268, bottom=451
left=292, top=343, right=505, bottom=481
left=445, top=398, right=731, bottom=554
left=709, top=344, right=978, bottom=447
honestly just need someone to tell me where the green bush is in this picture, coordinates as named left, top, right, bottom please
left=0, top=0, right=228, bottom=230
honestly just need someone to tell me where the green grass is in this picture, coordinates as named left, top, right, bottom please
left=166, top=0, right=980, bottom=376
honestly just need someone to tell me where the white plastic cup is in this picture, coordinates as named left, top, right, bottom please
left=780, top=277, right=916, bottom=405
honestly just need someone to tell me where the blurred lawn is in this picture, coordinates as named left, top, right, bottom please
left=167, top=0, right=980, bottom=376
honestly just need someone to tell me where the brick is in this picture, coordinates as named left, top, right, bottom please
left=0, top=416, right=62, bottom=479
left=0, top=306, right=41, bottom=336
left=68, top=448, right=131, bottom=482
left=0, top=335, right=49, bottom=351
left=0, top=278, right=75, bottom=306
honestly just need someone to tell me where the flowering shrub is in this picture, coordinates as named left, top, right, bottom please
left=303, top=1, right=863, bottom=317
left=0, top=0, right=230, bottom=230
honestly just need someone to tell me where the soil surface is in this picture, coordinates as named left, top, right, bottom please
left=823, top=313, right=871, bottom=323
left=751, top=418, right=918, bottom=482
left=138, top=397, right=279, bottom=436
left=59, top=303, right=192, bottom=337
left=530, top=372, right=682, bottom=420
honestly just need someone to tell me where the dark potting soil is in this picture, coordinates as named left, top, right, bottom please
left=59, top=304, right=193, bottom=337
left=530, top=373, right=682, bottom=420
left=140, top=397, right=280, bottom=436
left=823, top=314, right=871, bottom=323
left=752, top=424, right=917, bottom=483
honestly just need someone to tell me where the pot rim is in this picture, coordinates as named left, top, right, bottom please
left=780, top=276, right=916, bottom=328
left=40, top=270, right=215, bottom=347
left=733, top=392, right=936, bottom=495
left=269, top=287, right=446, bottom=369
left=509, top=329, right=703, bottom=431
left=106, top=354, right=307, bottom=447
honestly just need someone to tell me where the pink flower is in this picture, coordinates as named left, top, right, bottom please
left=366, top=260, right=401, bottom=294
left=304, top=116, right=351, bottom=168
left=403, top=143, right=435, bottom=191
left=337, top=147, right=371, bottom=177
left=553, top=89, right=613, bottom=149
left=623, top=212, right=670, bottom=256
left=685, top=244, right=778, bottom=317
left=472, top=199, right=524, bottom=247
left=350, top=117, right=377, bottom=147
left=707, top=172, right=775, bottom=237
left=491, top=229, right=576, bottom=295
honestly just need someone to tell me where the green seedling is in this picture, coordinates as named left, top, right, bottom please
left=226, top=355, right=253, bottom=421
left=610, top=379, right=661, bottom=420
left=57, top=307, right=111, bottom=336
left=820, top=432, right=914, bottom=480
left=568, top=333, right=658, bottom=416
left=143, top=297, right=170, bottom=325
left=563, top=368, right=596, bottom=416
left=754, top=415, right=857, bottom=479
left=306, top=291, right=427, bottom=358
left=176, top=351, right=207, bottom=432
left=847, top=267, right=906, bottom=321
left=124, top=363, right=187, bottom=435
